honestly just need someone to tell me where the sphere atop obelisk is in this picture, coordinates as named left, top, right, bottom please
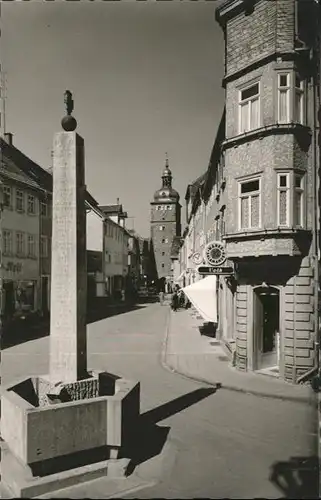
left=61, top=90, right=77, bottom=132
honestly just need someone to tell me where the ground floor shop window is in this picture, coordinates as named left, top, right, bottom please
left=16, top=282, right=35, bottom=312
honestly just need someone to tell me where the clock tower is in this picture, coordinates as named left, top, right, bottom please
left=150, top=155, right=181, bottom=289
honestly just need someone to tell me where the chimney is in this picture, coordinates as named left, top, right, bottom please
left=4, top=132, right=13, bottom=146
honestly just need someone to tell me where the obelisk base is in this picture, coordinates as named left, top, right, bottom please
left=1, top=372, right=140, bottom=498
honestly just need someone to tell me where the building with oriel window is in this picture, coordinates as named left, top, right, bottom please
left=150, top=156, right=181, bottom=292
left=215, top=0, right=320, bottom=383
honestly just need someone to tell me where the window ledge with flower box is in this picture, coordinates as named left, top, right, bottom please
left=222, top=123, right=311, bottom=151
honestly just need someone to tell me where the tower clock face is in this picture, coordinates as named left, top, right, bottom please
left=204, top=241, right=226, bottom=266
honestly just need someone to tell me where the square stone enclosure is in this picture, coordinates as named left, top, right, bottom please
left=2, top=371, right=140, bottom=475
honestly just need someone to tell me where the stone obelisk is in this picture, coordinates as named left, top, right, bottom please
left=49, top=91, right=87, bottom=383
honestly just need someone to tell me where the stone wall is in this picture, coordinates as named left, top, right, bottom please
left=283, top=256, right=316, bottom=382
left=224, top=0, right=295, bottom=79
left=235, top=284, right=248, bottom=371
left=232, top=256, right=316, bottom=380
left=225, top=0, right=277, bottom=78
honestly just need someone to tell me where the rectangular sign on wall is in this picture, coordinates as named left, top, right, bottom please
left=197, top=266, right=234, bottom=276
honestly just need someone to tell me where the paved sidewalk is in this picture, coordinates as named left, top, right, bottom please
left=163, top=308, right=315, bottom=403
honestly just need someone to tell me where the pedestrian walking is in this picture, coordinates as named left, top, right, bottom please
left=171, top=291, right=179, bottom=312
left=159, top=290, right=164, bottom=306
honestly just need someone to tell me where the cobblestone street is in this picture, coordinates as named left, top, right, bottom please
left=2, top=303, right=318, bottom=499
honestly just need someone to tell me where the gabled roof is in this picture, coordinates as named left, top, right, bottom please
left=0, top=137, right=99, bottom=207
left=99, top=204, right=122, bottom=214
left=99, top=204, right=128, bottom=218
left=185, top=172, right=207, bottom=202
left=0, top=154, right=42, bottom=191
left=202, top=108, right=226, bottom=202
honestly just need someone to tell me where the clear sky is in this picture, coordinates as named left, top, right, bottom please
left=2, top=0, right=225, bottom=237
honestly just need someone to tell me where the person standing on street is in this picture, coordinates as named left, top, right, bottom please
left=171, top=290, right=179, bottom=312
left=159, top=290, right=164, bottom=306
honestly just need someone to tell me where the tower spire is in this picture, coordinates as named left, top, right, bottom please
left=165, top=151, right=169, bottom=169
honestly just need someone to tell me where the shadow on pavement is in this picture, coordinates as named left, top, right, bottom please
left=123, top=387, right=218, bottom=476
left=1, top=302, right=148, bottom=350
left=140, top=387, right=219, bottom=424
left=86, top=302, right=147, bottom=324
left=269, top=455, right=319, bottom=499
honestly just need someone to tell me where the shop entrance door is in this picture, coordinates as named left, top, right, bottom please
left=253, top=287, right=280, bottom=370
left=3, top=281, right=15, bottom=318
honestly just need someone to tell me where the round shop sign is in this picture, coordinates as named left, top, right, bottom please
left=204, top=241, right=226, bottom=267
left=191, top=252, right=203, bottom=265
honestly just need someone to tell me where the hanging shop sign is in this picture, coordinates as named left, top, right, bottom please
left=203, top=241, right=227, bottom=267
left=197, top=265, right=234, bottom=276
left=191, top=252, right=203, bottom=265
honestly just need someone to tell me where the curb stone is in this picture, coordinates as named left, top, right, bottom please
left=161, top=309, right=315, bottom=405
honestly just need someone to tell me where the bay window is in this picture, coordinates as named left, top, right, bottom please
left=276, top=71, right=305, bottom=125
left=294, top=74, right=304, bottom=125
left=277, top=173, right=290, bottom=226
left=239, top=82, right=260, bottom=133
left=238, top=178, right=261, bottom=230
left=293, top=174, right=304, bottom=227
left=277, top=74, right=290, bottom=123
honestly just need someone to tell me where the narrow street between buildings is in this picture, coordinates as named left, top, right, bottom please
left=2, top=303, right=318, bottom=499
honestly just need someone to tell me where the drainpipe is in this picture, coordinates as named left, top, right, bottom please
left=0, top=175, right=4, bottom=331
left=304, top=13, right=321, bottom=387
left=312, top=18, right=320, bottom=377
left=293, top=276, right=298, bottom=383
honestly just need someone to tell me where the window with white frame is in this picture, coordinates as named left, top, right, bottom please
left=3, top=186, right=12, bottom=207
left=239, top=82, right=260, bottom=133
left=239, top=178, right=261, bottom=229
left=16, top=190, right=24, bottom=212
left=294, top=74, right=304, bottom=125
left=3, top=230, right=12, bottom=255
left=16, top=232, right=25, bottom=256
left=41, top=236, right=48, bottom=257
left=27, top=194, right=36, bottom=214
left=27, top=234, right=36, bottom=257
left=293, top=173, right=304, bottom=227
left=277, top=74, right=291, bottom=123
left=277, top=173, right=290, bottom=226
